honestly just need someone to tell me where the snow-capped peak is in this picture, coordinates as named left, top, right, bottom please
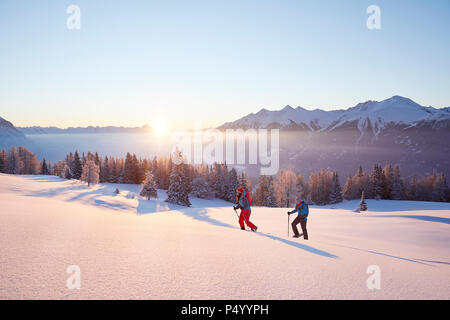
left=330, top=95, right=449, bottom=135
left=220, top=96, right=450, bottom=134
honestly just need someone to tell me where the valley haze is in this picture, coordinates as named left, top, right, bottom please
left=2, top=96, right=449, bottom=179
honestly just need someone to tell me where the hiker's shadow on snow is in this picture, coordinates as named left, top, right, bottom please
left=181, top=208, right=338, bottom=258
left=256, top=233, right=338, bottom=259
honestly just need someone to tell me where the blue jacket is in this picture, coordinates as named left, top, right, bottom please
left=288, top=202, right=308, bottom=220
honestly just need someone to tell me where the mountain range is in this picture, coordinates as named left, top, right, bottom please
left=220, top=96, right=450, bottom=179
left=1, top=96, right=449, bottom=179
left=220, top=95, right=450, bottom=134
left=17, top=125, right=151, bottom=135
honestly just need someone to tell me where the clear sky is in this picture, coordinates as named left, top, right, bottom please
left=0, top=0, right=449, bottom=129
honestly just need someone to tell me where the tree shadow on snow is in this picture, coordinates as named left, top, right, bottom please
left=370, top=215, right=450, bottom=225
left=22, top=175, right=64, bottom=183
left=136, top=198, right=181, bottom=215
left=317, top=242, right=433, bottom=266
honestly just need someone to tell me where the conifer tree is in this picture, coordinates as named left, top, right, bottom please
left=370, top=164, right=383, bottom=200
left=7, top=146, right=22, bottom=174
left=166, top=150, right=191, bottom=207
left=0, top=149, right=7, bottom=173
left=343, top=176, right=356, bottom=200
left=329, top=172, right=343, bottom=204
left=432, top=173, right=449, bottom=202
left=191, top=176, right=212, bottom=199
left=382, top=165, right=393, bottom=199
left=140, top=171, right=158, bottom=200
left=226, top=168, right=240, bottom=202
left=72, top=151, right=83, bottom=180
left=391, top=165, right=404, bottom=200
left=359, top=191, right=368, bottom=211
left=81, top=160, right=100, bottom=187
left=40, top=158, right=50, bottom=175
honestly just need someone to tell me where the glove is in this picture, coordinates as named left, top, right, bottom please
left=287, top=211, right=290, bottom=215
left=233, top=206, right=238, bottom=210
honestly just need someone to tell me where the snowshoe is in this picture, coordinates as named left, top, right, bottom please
left=251, top=227, right=257, bottom=232
left=293, top=234, right=300, bottom=238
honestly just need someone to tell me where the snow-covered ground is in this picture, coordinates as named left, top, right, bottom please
left=1, top=174, right=449, bottom=299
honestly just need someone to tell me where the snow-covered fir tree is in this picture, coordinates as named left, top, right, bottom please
left=140, top=171, right=158, bottom=200
left=81, top=160, right=100, bottom=187
left=329, top=172, right=343, bottom=204
left=190, top=177, right=213, bottom=199
left=226, top=168, right=239, bottom=202
left=63, top=164, right=73, bottom=179
left=210, top=163, right=227, bottom=199
left=359, top=191, right=368, bottom=211
left=165, top=149, right=191, bottom=207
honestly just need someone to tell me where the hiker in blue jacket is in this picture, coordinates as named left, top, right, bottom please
left=287, top=198, right=309, bottom=239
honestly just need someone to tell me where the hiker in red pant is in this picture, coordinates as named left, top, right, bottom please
left=233, top=187, right=258, bottom=232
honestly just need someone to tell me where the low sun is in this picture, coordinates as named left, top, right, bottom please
left=152, top=119, right=169, bottom=136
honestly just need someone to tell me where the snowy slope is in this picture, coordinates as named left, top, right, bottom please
left=1, top=174, right=449, bottom=299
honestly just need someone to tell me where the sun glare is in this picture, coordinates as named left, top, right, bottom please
left=152, top=119, right=169, bottom=136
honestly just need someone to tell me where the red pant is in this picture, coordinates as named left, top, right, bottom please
left=239, top=209, right=257, bottom=230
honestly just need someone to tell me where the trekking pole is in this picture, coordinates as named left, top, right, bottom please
left=288, top=213, right=290, bottom=238
left=233, top=207, right=240, bottom=219
left=234, top=207, right=248, bottom=231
